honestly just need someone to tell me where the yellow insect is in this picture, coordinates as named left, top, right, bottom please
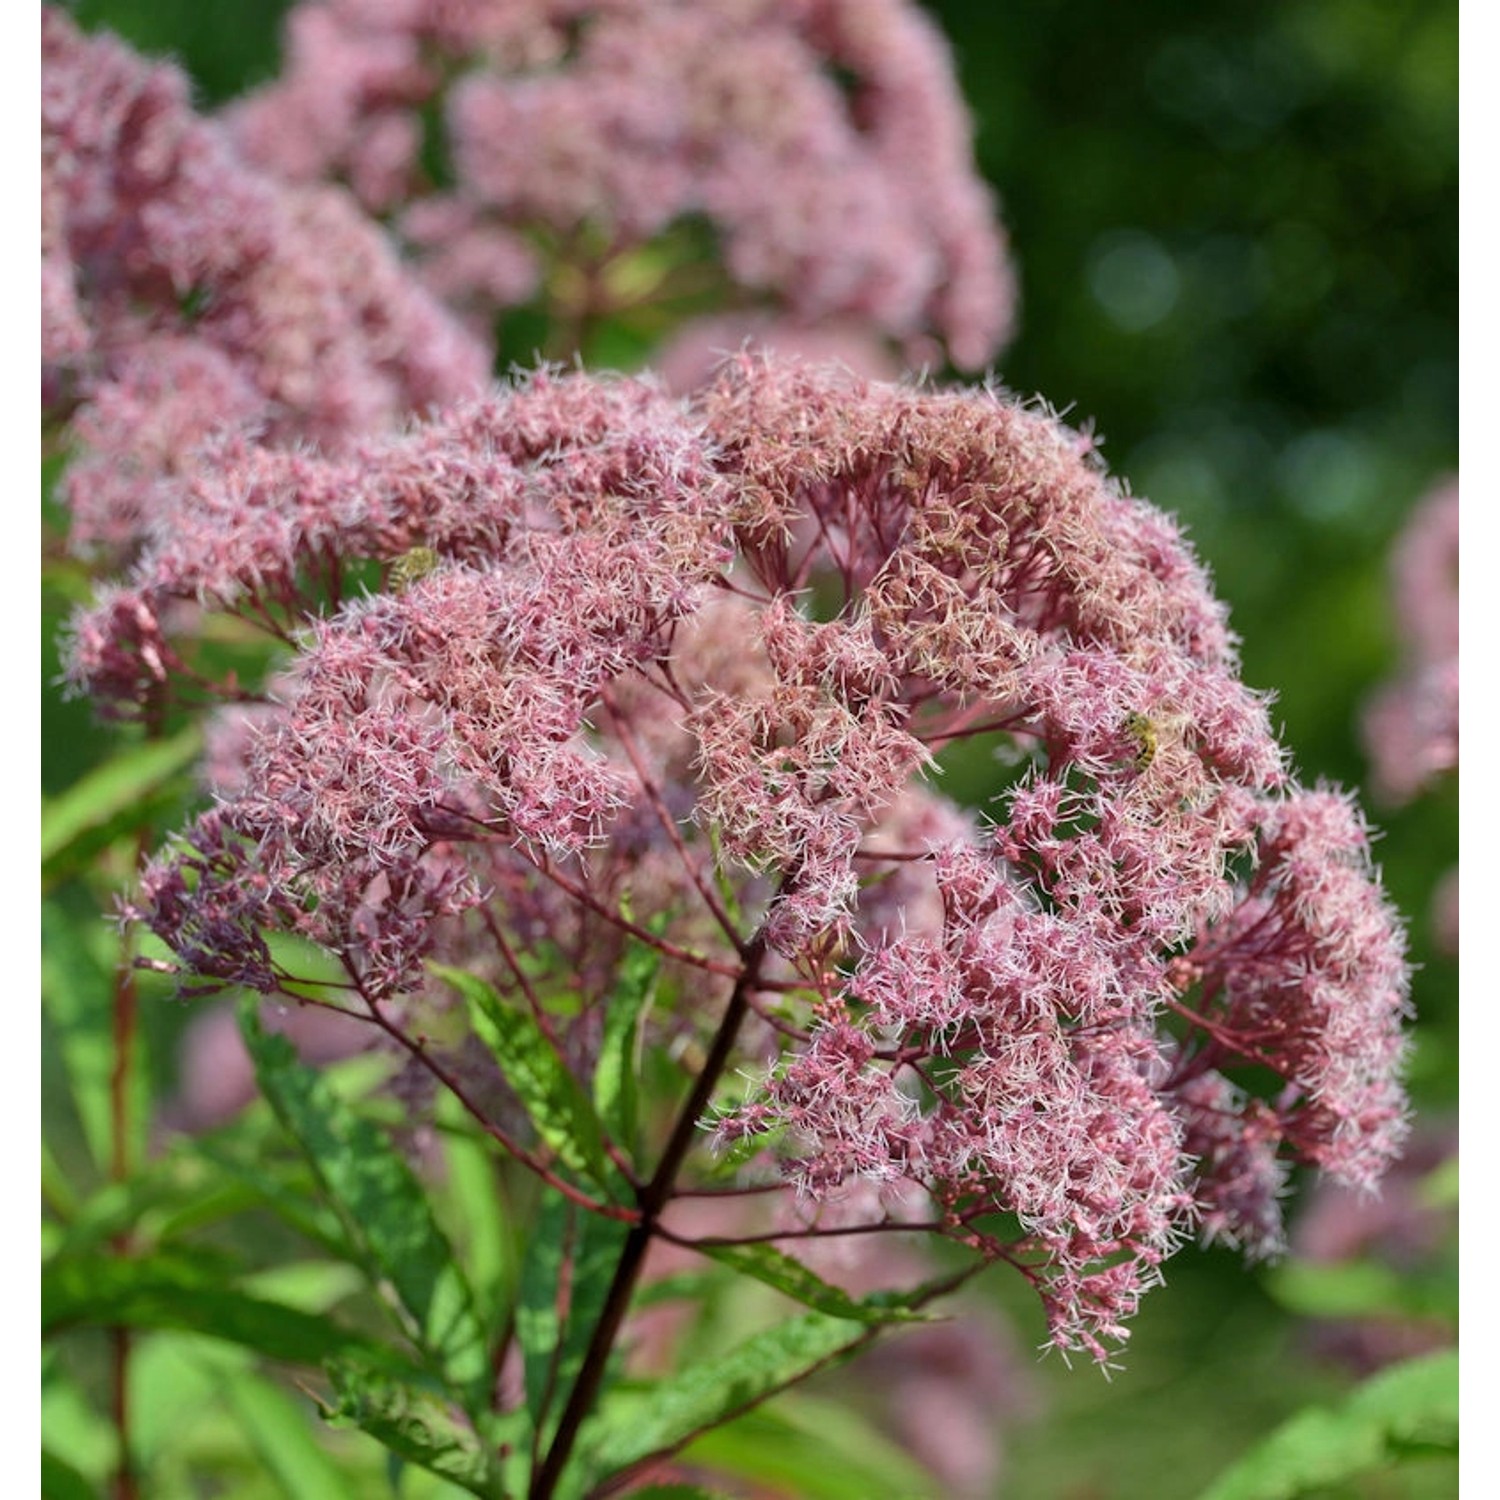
left=389, top=545, right=441, bottom=593
left=1121, top=711, right=1158, bottom=772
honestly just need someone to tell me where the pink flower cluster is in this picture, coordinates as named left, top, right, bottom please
left=1363, top=480, right=1459, bottom=807
left=226, top=0, right=1015, bottom=368
left=42, top=8, right=487, bottom=553
left=77, top=355, right=1409, bottom=1364
left=79, top=372, right=732, bottom=996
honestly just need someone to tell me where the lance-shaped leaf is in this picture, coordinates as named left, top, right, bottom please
left=321, top=1359, right=520, bottom=1500
left=578, top=1310, right=878, bottom=1483
left=43, top=1248, right=415, bottom=1375
left=695, top=1242, right=932, bottom=1327
left=1196, top=1347, right=1458, bottom=1500
left=433, top=965, right=617, bottom=1193
left=41, top=1137, right=79, bottom=1222
left=516, top=1187, right=631, bottom=1439
left=592, top=936, right=661, bottom=1164
left=188, top=1130, right=356, bottom=1259
left=239, top=999, right=490, bottom=1406
left=41, top=725, right=201, bottom=885
left=49, top=1140, right=291, bottom=1258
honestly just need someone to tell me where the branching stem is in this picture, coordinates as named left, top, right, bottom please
left=529, top=926, right=772, bottom=1499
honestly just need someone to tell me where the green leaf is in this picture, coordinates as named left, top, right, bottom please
left=40, top=725, right=202, bottom=882
left=321, top=1360, right=515, bottom=1500
left=580, top=1310, right=876, bottom=1482
left=695, top=1243, right=931, bottom=1327
left=433, top=965, right=617, bottom=1193
left=240, top=998, right=490, bottom=1407
left=629, top=1488, right=730, bottom=1499
left=1265, top=1257, right=1456, bottom=1324
left=218, top=1368, right=361, bottom=1500
left=1418, top=1154, right=1460, bottom=1210
left=705, top=824, right=745, bottom=930
left=126, top=1334, right=243, bottom=1470
left=50, top=1149, right=267, bottom=1259
left=435, top=1090, right=514, bottom=1327
left=683, top=1397, right=938, bottom=1500
left=695, top=1121, right=785, bottom=1183
left=592, top=937, right=661, bottom=1165
left=515, top=1187, right=630, bottom=1440
left=41, top=1368, right=116, bottom=1485
left=1196, top=1347, right=1458, bottom=1500
left=43, top=1249, right=414, bottom=1373
left=41, top=1135, right=80, bottom=1221
left=241, top=1262, right=368, bottom=1314
left=188, top=1130, right=356, bottom=1259
left=41, top=899, right=146, bottom=1176
left=631, top=1271, right=719, bottom=1312
left=41, top=1448, right=99, bottom=1500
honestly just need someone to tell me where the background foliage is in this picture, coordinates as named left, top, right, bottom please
left=43, top=1, right=1457, bottom=1495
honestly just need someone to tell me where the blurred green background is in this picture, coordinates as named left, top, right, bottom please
left=45, top=1, right=1458, bottom=1495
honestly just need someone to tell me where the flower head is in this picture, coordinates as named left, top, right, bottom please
left=80, top=354, right=1410, bottom=1363
left=42, top=7, right=487, bottom=553
left=228, top=0, right=1015, bottom=368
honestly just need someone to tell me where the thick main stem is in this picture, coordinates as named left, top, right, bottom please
left=529, top=929, right=770, bottom=1500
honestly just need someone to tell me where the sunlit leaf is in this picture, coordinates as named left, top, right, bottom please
left=683, top=1397, right=938, bottom=1500
left=435, top=1089, right=514, bottom=1328
left=1265, top=1257, right=1455, bottom=1324
left=695, top=1242, right=932, bottom=1327
left=1196, top=1348, right=1458, bottom=1500
left=579, top=1310, right=878, bottom=1483
left=239, top=999, right=490, bottom=1406
left=43, top=1249, right=414, bottom=1374
left=321, top=1360, right=518, bottom=1500
left=40, top=725, right=201, bottom=883
left=41, top=1366, right=116, bottom=1485
left=433, top=966, right=618, bottom=1193
left=516, top=1187, right=630, bottom=1441
left=592, top=937, right=661, bottom=1166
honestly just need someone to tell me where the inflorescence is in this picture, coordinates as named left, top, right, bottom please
left=226, top=0, right=1016, bottom=369
left=64, top=354, right=1411, bottom=1365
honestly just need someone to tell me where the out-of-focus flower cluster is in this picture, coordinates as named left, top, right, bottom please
left=226, top=0, right=1015, bottom=369
left=1361, top=479, right=1458, bottom=954
left=66, top=353, right=1411, bottom=1365
left=42, top=8, right=487, bottom=555
left=1288, top=1122, right=1457, bottom=1377
left=1363, top=480, right=1459, bottom=809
